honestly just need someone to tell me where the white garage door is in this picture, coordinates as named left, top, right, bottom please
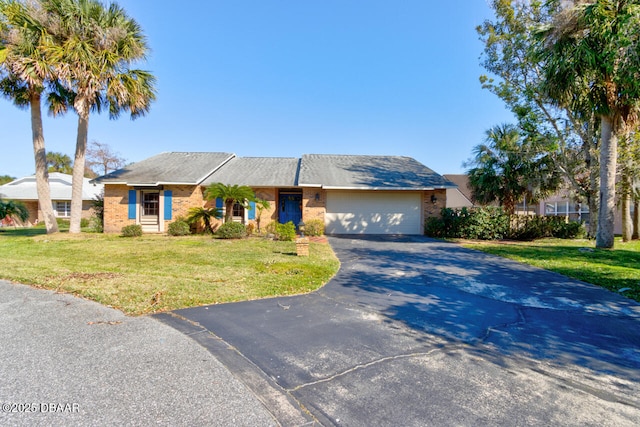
left=325, top=191, right=422, bottom=235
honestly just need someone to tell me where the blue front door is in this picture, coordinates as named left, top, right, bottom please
left=279, top=193, right=302, bottom=226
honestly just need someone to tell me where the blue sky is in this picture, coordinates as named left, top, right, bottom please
left=1, top=0, right=513, bottom=178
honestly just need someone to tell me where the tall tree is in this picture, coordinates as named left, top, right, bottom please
left=46, top=151, right=73, bottom=173
left=537, top=0, right=640, bottom=248
left=0, top=0, right=59, bottom=233
left=40, top=0, right=156, bottom=234
left=478, top=0, right=600, bottom=236
left=204, top=183, right=255, bottom=223
left=466, top=123, right=561, bottom=215
left=86, top=140, right=126, bottom=176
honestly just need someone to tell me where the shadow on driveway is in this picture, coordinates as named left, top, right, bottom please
left=157, top=235, right=640, bottom=426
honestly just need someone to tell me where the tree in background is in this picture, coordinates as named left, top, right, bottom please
left=537, top=0, right=640, bottom=248
left=86, top=140, right=126, bottom=177
left=478, top=0, right=600, bottom=236
left=46, top=151, right=73, bottom=174
left=466, top=123, right=561, bottom=215
left=0, top=0, right=59, bottom=233
left=204, top=183, right=255, bottom=224
left=0, top=175, right=14, bottom=185
left=39, top=0, right=156, bottom=234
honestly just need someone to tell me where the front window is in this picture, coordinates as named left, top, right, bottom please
left=53, top=201, right=71, bottom=217
left=142, top=192, right=159, bottom=216
left=232, top=202, right=244, bottom=220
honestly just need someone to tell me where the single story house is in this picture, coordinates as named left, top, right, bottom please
left=0, top=172, right=103, bottom=226
left=95, top=152, right=455, bottom=235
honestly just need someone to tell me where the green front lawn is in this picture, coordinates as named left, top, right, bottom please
left=0, top=230, right=339, bottom=315
left=459, top=238, right=640, bottom=302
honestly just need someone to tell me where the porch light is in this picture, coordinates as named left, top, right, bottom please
left=315, top=193, right=320, bottom=201
left=431, top=194, right=438, bottom=204
left=298, top=220, right=306, bottom=237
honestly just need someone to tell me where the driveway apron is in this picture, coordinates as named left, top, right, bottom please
left=161, top=236, right=640, bottom=426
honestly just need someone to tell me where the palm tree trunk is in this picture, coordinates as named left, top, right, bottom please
left=596, top=116, right=617, bottom=248
left=225, top=200, right=233, bottom=223
left=620, top=172, right=632, bottom=242
left=69, top=106, right=89, bottom=234
left=30, top=91, right=59, bottom=234
left=633, top=199, right=639, bottom=240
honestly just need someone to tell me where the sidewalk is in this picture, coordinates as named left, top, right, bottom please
left=0, top=280, right=276, bottom=427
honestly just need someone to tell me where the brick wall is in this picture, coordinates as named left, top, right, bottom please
left=302, top=188, right=326, bottom=222
left=162, top=185, right=205, bottom=231
left=423, top=189, right=446, bottom=220
left=104, top=184, right=134, bottom=233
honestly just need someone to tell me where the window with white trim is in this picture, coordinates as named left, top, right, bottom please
left=53, top=201, right=71, bottom=217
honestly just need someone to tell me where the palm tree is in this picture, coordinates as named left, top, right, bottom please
left=204, top=183, right=255, bottom=223
left=186, top=206, right=222, bottom=234
left=39, top=0, right=156, bottom=234
left=0, top=198, right=29, bottom=226
left=254, top=198, right=270, bottom=232
left=538, top=0, right=640, bottom=248
left=0, top=0, right=59, bottom=233
left=46, top=151, right=73, bottom=173
left=466, top=124, right=560, bottom=215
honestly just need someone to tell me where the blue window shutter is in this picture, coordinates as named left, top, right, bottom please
left=128, top=190, right=136, bottom=219
left=215, top=198, right=223, bottom=209
left=248, top=201, right=256, bottom=220
left=164, top=190, right=173, bottom=220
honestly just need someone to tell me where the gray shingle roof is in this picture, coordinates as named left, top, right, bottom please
left=94, top=152, right=234, bottom=185
left=93, top=152, right=453, bottom=190
left=0, top=173, right=103, bottom=201
left=202, top=157, right=300, bottom=187
left=299, top=154, right=455, bottom=189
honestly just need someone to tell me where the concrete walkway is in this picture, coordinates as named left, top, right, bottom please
left=0, top=280, right=276, bottom=427
left=165, top=235, right=640, bottom=426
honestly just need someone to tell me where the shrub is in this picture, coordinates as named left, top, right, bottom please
left=425, top=207, right=508, bottom=240
left=216, top=221, right=247, bottom=239
left=275, top=221, right=296, bottom=241
left=426, top=206, right=586, bottom=241
left=551, top=220, right=585, bottom=239
left=168, top=220, right=191, bottom=236
left=121, top=224, right=143, bottom=237
left=304, top=219, right=325, bottom=236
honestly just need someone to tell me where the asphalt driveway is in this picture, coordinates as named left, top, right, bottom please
left=159, top=235, right=640, bottom=426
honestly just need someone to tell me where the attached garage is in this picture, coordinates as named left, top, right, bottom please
left=325, top=191, right=423, bottom=235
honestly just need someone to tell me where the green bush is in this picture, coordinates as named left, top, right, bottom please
left=425, top=207, right=586, bottom=241
left=463, top=207, right=509, bottom=240
left=80, top=218, right=90, bottom=228
left=425, top=207, right=508, bottom=240
left=551, top=219, right=585, bottom=239
left=216, top=222, right=247, bottom=239
left=275, top=221, right=296, bottom=241
left=304, top=219, right=325, bottom=236
left=121, top=224, right=143, bottom=237
left=168, top=220, right=191, bottom=236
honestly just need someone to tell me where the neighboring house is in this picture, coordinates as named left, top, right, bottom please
left=95, top=152, right=456, bottom=235
left=443, top=174, right=474, bottom=209
left=0, top=173, right=104, bottom=226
